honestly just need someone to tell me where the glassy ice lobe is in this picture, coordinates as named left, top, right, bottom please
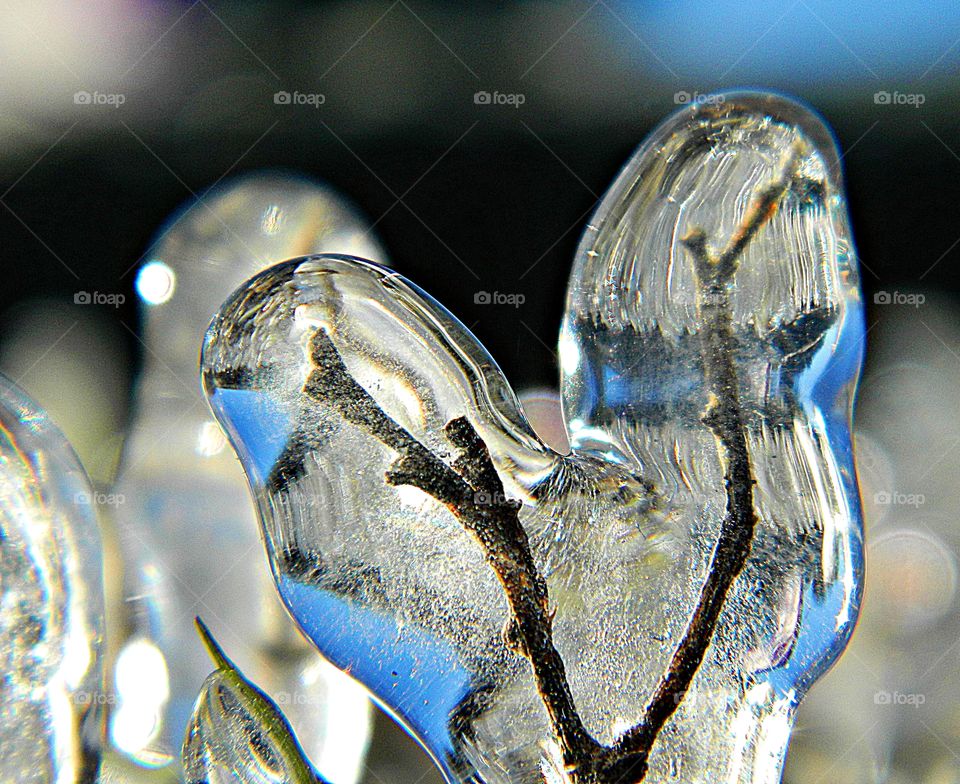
left=202, top=95, right=864, bottom=784
left=0, top=376, right=105, bottom=783
left=561, top=94, right=865, bottom=779
left=113, top=174, right=378, bottom=778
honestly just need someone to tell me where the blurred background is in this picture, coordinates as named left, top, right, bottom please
left=1, top=2, right=958, bottom=782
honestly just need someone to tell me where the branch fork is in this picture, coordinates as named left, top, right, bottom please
left=301, top=141, right=808, bottom=783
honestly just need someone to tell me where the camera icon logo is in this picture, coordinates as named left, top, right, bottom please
left=74, top=291, right=92, bottom=305
left=873, top=490, right=891, bottom=505
left=474, top=91, right=492, bottom=105
left=274, top=91, right=292, bottom=105
left=474, top=291, right=492, bottom=304
left=874, top=91, right=892, bottom=105
left=874, top=291, right=891, bottom=305
left=674, top=90, right=691, bottom=104
left=74, top=91, right=92, bottom=105
left=874, top=690, right=892, bottom=705
left=474, top=490, right=493, bottom=505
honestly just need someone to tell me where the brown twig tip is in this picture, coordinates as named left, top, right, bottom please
left=681, top=138, right=809, bottom=284
left=715, top=139, right=808, bottom=275
left=680, top=227, right=708, bottom=253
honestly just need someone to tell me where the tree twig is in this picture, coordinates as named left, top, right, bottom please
left=297, top=140, right=807, bottom=783
left=605, top=140, right=808, bottom=780
left=304, top=331, right=604, bottom=772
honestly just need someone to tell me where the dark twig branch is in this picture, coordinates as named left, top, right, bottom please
left=304, top=331, right=604, bottom=773
left=604, top=140, right=809, bottom=780
left=298, top=140, right=807, bottom=783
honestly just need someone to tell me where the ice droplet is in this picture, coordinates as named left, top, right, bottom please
left=0, top=375, right=105, bottom=783
left=202, top=94, right=864, bottom=783
left=112, top=173, right=378, bottom=779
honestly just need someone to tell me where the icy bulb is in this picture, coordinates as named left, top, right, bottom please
left=0, top=374, right=105, bottom=783
left=112, top=173, right=379, bottom=779
left=182, top=619, right=324, bottom=784
left=202, top=94, right=865, bottom=783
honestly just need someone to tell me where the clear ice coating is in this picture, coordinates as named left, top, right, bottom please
left=112, top=173, right=378, bottom=778
left=0, top=375, right=105, bottom=783
left=182, top=619, right=324, bottom=784
left=201, top=94, right=864, bottom=783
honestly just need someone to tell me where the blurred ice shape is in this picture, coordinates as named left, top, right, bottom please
left=111, top=173, right=382, bottom=781
left=0, top=374, right=106, bottom=783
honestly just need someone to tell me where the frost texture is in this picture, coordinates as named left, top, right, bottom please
left=0, top=376, right=105, bottom=783
left=202, top=94, right=864, bottom=783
